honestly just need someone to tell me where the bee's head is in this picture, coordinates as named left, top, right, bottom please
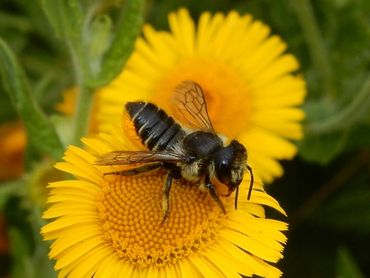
left=212, top=140, right=247, bottom=194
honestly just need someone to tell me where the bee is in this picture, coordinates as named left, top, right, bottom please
left=95, top=80, right=254, bottom=222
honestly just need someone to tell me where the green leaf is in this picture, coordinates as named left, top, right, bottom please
left=40, top=0, right=84, bottom=40
left=88, top=0, right=144, bottom=86
left=307, top=75, right=370, bottom=135
left=88, top=15, right=113, bottom=75
left=0, top=38, right=64, bottom=160
left=336, top=247, right=365, bottom=278
left=299, top=71, right=370, bottom=164
left=298, top=128, right=347, bottom=164
left=41, top=0, right=88, bottom=80
left=298, top=100, right=347, bottom=164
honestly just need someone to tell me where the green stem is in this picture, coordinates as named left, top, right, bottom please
left=68, top=41, right=94, bottom=145
left=290, top=0, right=335, bottom=99
left=307, top=74, right=370, bottom=134
left=71, top=84, right=93, bottom=145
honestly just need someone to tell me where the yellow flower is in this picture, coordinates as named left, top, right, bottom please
left=42, top=125, right=287, bottom=277
left=96, top=9, right=306, bottom=182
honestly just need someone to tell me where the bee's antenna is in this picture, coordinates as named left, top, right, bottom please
left=246, top=165, right=254, bottom=200
left=234, top=185, right=239, bottom=210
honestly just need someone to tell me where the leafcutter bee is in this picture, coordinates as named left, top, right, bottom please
left=95, top=80, right=254, bottom=222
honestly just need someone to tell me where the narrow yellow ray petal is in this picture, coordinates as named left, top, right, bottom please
left=42, top=224, right=98, bottom=243
left=163, top=263, right=179, bottom=278
left=252, top=74, right=306, bottom=99
left=68, top=145, right=96, bottom=163
left=49, top=225, right=100, bottom=258
left=63, top=147, right=102, bottom=181
left=57, top=266, right=71, bottom=278
left=130, top=51, right=163, bottom=79
left=204, top=247, right=241, bottom=278
left=245, top=35, right=287, bottom=77
left=95, top=89, right=128, bottom=107
left=42, top=215, right=97, bottom=236
left=43, top=202, right=95, bottom=219
left=147, top=266, right=163, bottom=278
left=81, top=137, right=112, bottom=155
left=248, top=153, right=284, bottom=182
left=208, top=11, right=244, bottom=60
left=55, top=162, right=101, bottom=185
left=136, top=36, right=164, bottom=70
left=67, top=245, right=111, bottom=278
left=54, top=236, right=102, bottom=269
left=240, top=128, right=297, bottom=159
left=140, top=26, right=177, bottom=69
left=254, top=107, right=305, bottom=121
left=196, top=11, right=211, bottom=51
left=197, top=12, right=225, bottom=55
left=250, top=54, right=299, bottom=89
left=219, top=228, right=283, bottom=263
left=114, top=263, right=134, bottom=277
left=222, top=14, right=253, bottom=63
left=249, top=190, right=287, bottom=216
left=169, top=8, right=195, bottom=56
left=267, top=122, right=303, bottom=140
left=237, top=202, right=265, bottom=218
left=253, top=256, right=283, bottom=278
left=47, top=180, right=100, bottom=196
left=239, top=20, right=270, bottom=55
left=48, top=191, right=96, bottom=204
left=190, top=255, right=225, bottom=278
left=229, top=211, right=288, bottom=244
left=224, top=219, right=285, bottom=251
left=93, top=256, right=122, bottom=278
left=179, top=258, right=202, bottom=278
left=218, top=239, right=266, bottom=277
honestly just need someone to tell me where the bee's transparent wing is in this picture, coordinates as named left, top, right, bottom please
left=172, top=80, right=214, bottom=130
left=95, top=150, right=186, bottom=165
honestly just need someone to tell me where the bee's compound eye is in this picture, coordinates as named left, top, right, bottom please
left=214, top=158, right=232, bottom=184
left=217, top=159, right=230, bottom=172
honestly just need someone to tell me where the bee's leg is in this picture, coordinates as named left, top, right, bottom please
left=103, top=163, right=162, bottom=176
left=246, top=165, right=254, bottom=200
left=234, top=185, right=239, bottom=210
left=161, top=172, right=173, bottom=224
left=204, top=180, right=226, bottom=214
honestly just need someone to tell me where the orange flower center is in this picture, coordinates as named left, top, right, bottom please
left=151, top=58, right=252, bottom=139
left=97, top=169, right=227, bottom=268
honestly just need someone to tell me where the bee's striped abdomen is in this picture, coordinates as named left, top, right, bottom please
left=126, top=102, right=185, bottom=151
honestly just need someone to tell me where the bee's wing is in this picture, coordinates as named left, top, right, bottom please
left=95, top=150, right=186, bottom=165
left=172, top=80, right=214, bottom=130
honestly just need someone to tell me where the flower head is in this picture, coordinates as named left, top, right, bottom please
left=42, top=125, right=287, bottom=277
left=96, top=9, right=306, bottom=182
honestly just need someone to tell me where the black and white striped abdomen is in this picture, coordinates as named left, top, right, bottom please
left=126, top=102, right=186, bottom=151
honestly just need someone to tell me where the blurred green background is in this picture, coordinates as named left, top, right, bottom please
left=0, top=0, right=369, bottom=277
